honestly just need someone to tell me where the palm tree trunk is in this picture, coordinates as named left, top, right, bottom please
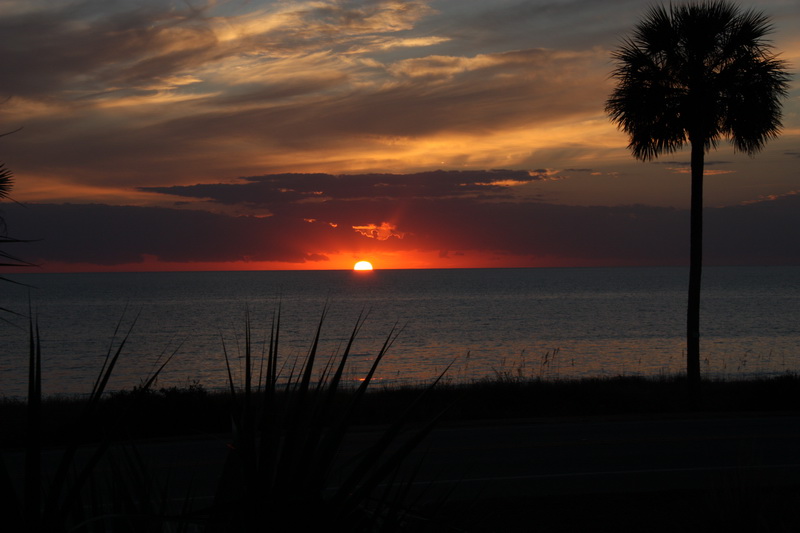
left=687, top=139, right=704, bottom=408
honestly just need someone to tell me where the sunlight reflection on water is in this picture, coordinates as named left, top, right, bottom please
left=2, top=267, right=799, bottom=397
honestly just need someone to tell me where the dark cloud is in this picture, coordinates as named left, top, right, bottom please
left=5, top=193, right=800, bottom=268
left=3, top=203, right=348, bottom=265
left=421, top=0, right=641, bottom=52
left=139, top=170, right=546, bottom=207
left=299, top=198, right=690, bottom=264
left=0, top=1, right=217, bottom=98
left=705, top=195, right=800, bottom=265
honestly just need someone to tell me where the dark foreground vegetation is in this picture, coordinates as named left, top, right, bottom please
left=3, top=374, right=800, bottom=448
left=3, top=306, right=799, bottom=531
left=2, top=374, right=800, bottom=532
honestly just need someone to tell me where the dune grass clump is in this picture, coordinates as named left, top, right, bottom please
left=0, top=311, right=181, bottom=532
left=201, top=307, right=452, bottom=532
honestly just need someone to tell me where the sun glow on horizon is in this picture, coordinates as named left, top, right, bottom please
left=353, top=260, right=374, bottom=271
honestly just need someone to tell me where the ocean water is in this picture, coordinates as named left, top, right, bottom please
left=2, top=266, right=799, bottom=397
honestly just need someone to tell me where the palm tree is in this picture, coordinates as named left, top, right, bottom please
left=606, top=0, right=789, bottom=405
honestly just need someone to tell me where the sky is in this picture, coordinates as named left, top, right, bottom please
left=0, top=0, right=798, bottom=272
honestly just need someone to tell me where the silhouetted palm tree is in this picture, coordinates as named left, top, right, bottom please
left=606, top=1, right=789, bottom=405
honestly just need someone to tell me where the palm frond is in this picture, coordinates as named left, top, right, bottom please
left=606, top=0, right=790, bottom=160
left=0, top=162, right=12, bottom=201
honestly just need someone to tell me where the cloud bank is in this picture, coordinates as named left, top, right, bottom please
left=6, top=172, right=800, bottom=270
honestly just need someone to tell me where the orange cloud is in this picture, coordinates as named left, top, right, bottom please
left=667, top=167, right=736, bottom=176
left=352, top=222, right=405, bottom=240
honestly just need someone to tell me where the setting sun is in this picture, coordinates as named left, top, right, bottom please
left=353, top=261, right=374, bottom=271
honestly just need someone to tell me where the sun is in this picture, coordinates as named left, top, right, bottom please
left=353, top=260, right=374, bottom=271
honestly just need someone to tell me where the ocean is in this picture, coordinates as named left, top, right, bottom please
left=2, top=266, right=799, bottom=397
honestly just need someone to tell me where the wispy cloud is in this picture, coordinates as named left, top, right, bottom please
left=740, top=190, right=800, bottom=205
left=650, top=160, right=736, bottom=176
left=0, top=0, right=616, bottom=194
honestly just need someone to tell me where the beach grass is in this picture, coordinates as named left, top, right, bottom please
left=202, top=306, right=454, bottom=531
